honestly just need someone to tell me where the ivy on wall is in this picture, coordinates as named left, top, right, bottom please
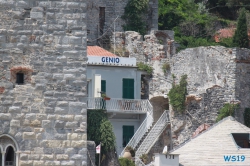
left=216, top=103, right=239, bottom=122
left=168, top=74, right=188, bottom=113
left=122, top=0, right=149, bottom=35
left=244, top=108, right=250, bottom=127
left=137, top=62, right=154, bottom=74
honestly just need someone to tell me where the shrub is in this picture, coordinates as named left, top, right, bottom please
left=119, top=158, right=135, bottom=166
left=216, top=103, right=239, bottom=122
left=137, top=62, right=154, bottom=74
left=162, top=63, right=170, bottom=73
left=168, top=75, right=188, bottom=113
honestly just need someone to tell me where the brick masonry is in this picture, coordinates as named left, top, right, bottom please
left=0, top=0, right=87, bottom=165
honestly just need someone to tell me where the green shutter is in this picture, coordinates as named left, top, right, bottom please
left=122, top=79, right=134, bottom=99
left=122, top=126, right=134, bottom=147
left=101, top=80, right=106, bottom=93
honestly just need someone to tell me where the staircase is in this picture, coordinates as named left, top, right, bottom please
left=135, top=110, right=170, bottom=160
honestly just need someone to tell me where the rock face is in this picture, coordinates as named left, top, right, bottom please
left=0, top=0, right=87, bottom=165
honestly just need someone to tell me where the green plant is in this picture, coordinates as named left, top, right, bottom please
left=168, top=75, right=188, bottom=113
left=119, top=157, right=135, bottom=166
left=122, top=0, right=148, bottom=35
left=216, top=103, right=239, bottom=122
left=162, top=63, right=170, bottom=73
left=139, top=154, right=148, bottom=164
left=125, top=146, right=135, bottom=157
left=233, top=8, right=249, bottom=48
left=137, top=62, right=154, bottom=74
left=87, top=110, right=116, bottom=165
left=244, top=108, right=250, bottom=127
left=100, top=120, right=116, bottom=154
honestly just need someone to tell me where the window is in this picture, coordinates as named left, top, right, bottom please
left=5, top=146, right=15, bottom=166
left=232, top=133, right=250, bottom=148
left=16, top=73, right=24, bottom=85
left=122, top=79, right=134, bottom=99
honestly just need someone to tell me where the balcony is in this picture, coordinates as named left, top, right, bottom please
left=87, top=97, right=152, bottom=114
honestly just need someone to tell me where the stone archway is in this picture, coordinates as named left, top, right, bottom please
left=150, top=96, right=169, bottom=121
left=0, top=135, right=19, bottom=166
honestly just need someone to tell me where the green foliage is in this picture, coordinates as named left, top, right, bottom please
left=87, top=110, right=116, bottom=165
left=119, top=158, right=135, bottom=166
left=122, top=0, right=149, bottom=35
left=100, top=120, right=116, bottom=154
left=175, top=35, right=218, bottom=51
left=162, top=63, right=170, bottom=73
left=216, top=103, right=239, bottom=122
left=219, top=37, right=234, bottom=47
left=139, top=154, right=149, bottom=164
left=137, top=62, right=154, bottom=74
left=233, top=8, right=249, bottom=48
left=244, top=108, right=250, bottom=127
left=168, top=75, right=188, bottom=113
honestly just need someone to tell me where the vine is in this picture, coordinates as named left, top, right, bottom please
left=122, top=0, right=149, bottom=35
left=168, top=74, right=188, bottom=113
left=244, top=108, right=250, bottom=127
left=216, top=103, right=239, bottom=122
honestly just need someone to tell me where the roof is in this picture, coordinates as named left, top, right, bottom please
left=87, top=46, right=117, bottom=57
left=214, top=28, right=235, bottom=42
left=170, top=116, right=250, bottom=166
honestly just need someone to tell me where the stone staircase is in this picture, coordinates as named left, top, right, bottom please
left=135, top=110, right=170, bottom=161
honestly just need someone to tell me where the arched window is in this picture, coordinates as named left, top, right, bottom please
left=0, top=135, right=19, bottom=166
left=5, top=146, right=15, bottom=166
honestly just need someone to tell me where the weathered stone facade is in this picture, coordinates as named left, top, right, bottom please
left=87, top=0, right=158, bottom=45
left=0, top=0, right=87, bottom=165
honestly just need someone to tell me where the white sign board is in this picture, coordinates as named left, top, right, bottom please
left=87, top=56, right=136, bottom=67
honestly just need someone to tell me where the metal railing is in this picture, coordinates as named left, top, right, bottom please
left=135, top=157, right=146, bottom=166
left=120, top=114, right=154, bottom=157
left=135, top=110, right=170, bottom=158
left=6, top=161, right=14, bottom=166
left=87, top=97, right=153, bottom=113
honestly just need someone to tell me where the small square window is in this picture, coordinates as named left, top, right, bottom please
left=16, top=73, right=24, bottom=85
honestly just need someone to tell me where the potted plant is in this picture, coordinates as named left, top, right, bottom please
left=123, top=146, right=134, bottom=160
left=102, top=93, right=110, bottom=100
left=139, top=154, right=148, bottom=164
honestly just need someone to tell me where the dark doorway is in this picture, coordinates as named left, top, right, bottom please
left=5, top=146, right=15, bottom=166
left=99, top=7, right=105, bottom=34
left=123, top=126, right=134, bottom=147
left=16, top=73, right=24, bottom=85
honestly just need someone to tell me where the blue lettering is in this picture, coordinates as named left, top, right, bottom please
left=237, top=155, right=240, bottom=161
left=224, top=156, right=231, bottom=162
left=241, top=155, right=245, bottom=161
left=109, top=57, right=114, bottom=63
left=231, top=156, right=236, bottom=162
left=106, top=57, right=108, bottom=62
left=116, top=58, right=120, bottom=63
left=101, top=57, right=105, bottom=62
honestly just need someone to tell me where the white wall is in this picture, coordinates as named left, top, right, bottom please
left=87, top=65, right=142, bottom=99
left=154, top=154, right=179, bottom=166
left=110, top=119, right=141, bottom=156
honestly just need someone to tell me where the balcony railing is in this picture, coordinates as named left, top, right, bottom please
left=87, top=97, right=152, bottom=114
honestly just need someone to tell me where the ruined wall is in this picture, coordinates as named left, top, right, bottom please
left=0, top=0, right=87, bottom=165
left=87, top=0, right=158, bottom=45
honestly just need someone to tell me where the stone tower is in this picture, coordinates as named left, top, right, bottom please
left=0, top=0, right=87, bottom=165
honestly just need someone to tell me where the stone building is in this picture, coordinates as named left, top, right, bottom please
left=0, top=0, right=87, bottom=165
left=87, top=0, right=159, bottom=46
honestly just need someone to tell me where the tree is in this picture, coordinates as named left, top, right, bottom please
left=122, top=0, right=148, bottom=35
left=233, top=8, right=249, bottom=48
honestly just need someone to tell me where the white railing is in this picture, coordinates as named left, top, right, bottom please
left=87, top=97, right=152, bottom=113
left=135, top=157, right=146, bottom=166
left=120, top=114, right=154, bottom=157
left=135, top=110, right=170, bottom=158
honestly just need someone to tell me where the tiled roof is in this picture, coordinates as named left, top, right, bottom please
left=170, top=116, right=250, bottom=166
left=214, top=28, right=235, bottom=42
left=87, top=46, right=117, bottom=57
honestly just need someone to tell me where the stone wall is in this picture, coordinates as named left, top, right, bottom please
left=87, top=141, right=96, bottom=166
left=0, top=0, right=87, bottom=165
left=87, top=0, right=159, bottom=45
